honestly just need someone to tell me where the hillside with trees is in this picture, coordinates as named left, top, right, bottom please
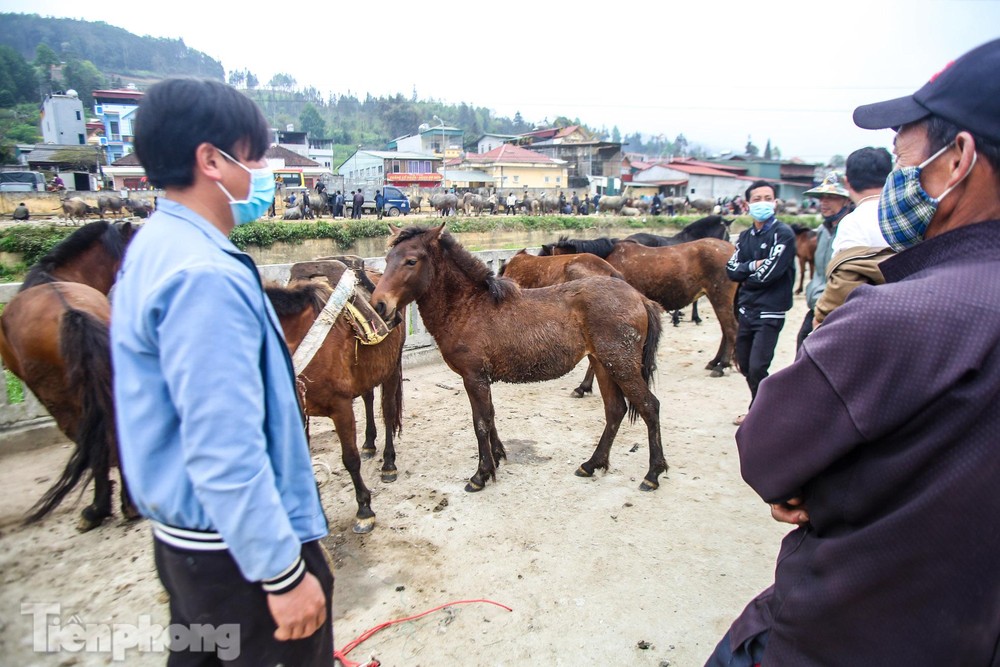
left=0, top=13, right=224, bottom=86
left=0, top=13, right=734, bottom=167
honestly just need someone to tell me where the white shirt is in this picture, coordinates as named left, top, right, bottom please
left=832, top=197, right=888, bottom=254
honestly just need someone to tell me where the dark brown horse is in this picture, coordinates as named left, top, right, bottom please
left=0, top=221, right=138, bottom=530
left=371, top=224, right=668, bottom=492
left=791, top=224, right=818, bottom=294
left=542, top=215, right=734, bottom=326
left=625, top=215, right=734, bottom=326
left=264, top=262, right=405, bottom=534
left=544, top=237, right=739, bottom=377
left=498, top=250, right=627, bottom=397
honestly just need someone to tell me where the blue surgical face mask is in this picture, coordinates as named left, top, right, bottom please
left=215, top=147, right=275, bottom=225
left=749, top=201, right=775, bottom=222
left=878, top=142, right=976, bottom=251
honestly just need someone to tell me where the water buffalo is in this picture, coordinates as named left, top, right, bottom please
left=97, top=195, right=125, bottom=219
left=620, top=206, right=642, bottom=217
left=462, top=192, right=486, bottom=216
left=688, top=197, right=716, bottom=214
left=124, top=199, right=155, bottom=218
left=61, top=197, right=95, bottom=222
left=538, top=193, right=563, bottom=214
left=430, top=193, right=459, bottom=216
left=597, top=195, right=627, bottom=214
left=283, top=206, right=302, bottom=220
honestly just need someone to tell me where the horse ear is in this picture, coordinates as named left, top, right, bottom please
left=388, top=223, right=402, bottom=236
left=515, top=249, right=526, bottom=255
left=430, top=223, right=446, bottom=239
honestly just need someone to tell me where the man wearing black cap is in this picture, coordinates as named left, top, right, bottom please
left=708, top=38, right=1000, bottom=666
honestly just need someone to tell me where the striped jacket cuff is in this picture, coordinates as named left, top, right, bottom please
left=261, top=555, right=306, bottom=595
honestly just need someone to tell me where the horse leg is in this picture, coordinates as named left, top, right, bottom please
left=795, top=256, right=805, bottom=294
left=489, top=422, right=507, bottom=467
left=79, top=463, right=112, bottom=532
left=118, top=467, right=141, bottom=521
left=621, top=379, right=666, bottom=491
left=360, top=388, right=377, bottom=460
left=379, top=362, right=404, bottom=483
left=670, top=310, right=682, bottom=327
left=572, top=358, right=596, bottom=398
left=330, top=401, right=375, bottom=534
left=575, top=363, right=627, bottom=479
left=704, top=284, right=739, bottom=377
left=691, top=300, right=702, bottom=325
left=461, top=375, right=500, bottom=492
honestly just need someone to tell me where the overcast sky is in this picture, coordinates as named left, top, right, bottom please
left=4, top=0, right=999, bottom=162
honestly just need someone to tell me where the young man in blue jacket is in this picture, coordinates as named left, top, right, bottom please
left=111, top=78, right=333, bottom=665
left=725, top=180, right=796, bottom=425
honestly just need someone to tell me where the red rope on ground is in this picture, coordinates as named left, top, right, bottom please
left=334, top=598, right=513, bottom=667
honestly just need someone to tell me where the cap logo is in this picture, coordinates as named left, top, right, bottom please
left=928, top=60, right=955, bottom=83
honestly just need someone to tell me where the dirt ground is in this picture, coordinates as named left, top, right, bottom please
left=0, top=292, right=811, bottom=666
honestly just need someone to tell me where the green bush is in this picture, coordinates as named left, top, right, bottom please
left=0, top=225, right=71, bottom=266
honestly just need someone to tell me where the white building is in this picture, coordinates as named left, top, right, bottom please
left=40, top=91, right=87, bottom=146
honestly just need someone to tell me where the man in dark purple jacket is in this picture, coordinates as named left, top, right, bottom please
left=708, top=38, right=1000, bottom=666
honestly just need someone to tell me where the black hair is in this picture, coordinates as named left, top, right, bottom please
left=744, top=179, right=776, bottom=200
left=134, top=78, right=270, bottom=189
left=923, top=115, right=1000, bottom=186
left=845, top=147, right=893, bottom=191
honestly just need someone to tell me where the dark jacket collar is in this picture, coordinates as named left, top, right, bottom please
left=881, top=219, right=1000, bottom=283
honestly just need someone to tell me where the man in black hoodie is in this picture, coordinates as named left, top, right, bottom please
left=725, top=180, right=796, bottom=425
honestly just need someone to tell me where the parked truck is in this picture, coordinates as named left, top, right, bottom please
left=342, top=184, right=411, bottom=217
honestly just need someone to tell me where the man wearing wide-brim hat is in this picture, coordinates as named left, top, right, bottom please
left=709, top=37, right=1000, bottom=666
left=796, top=172, right=851, bottom=348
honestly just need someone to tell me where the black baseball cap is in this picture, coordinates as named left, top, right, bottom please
left=853, top=38, right=1000, bottom=143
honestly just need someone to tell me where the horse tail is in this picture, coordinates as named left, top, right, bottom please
left=387, top=333, right=405, bottom=439
left=25, top=309, right=114, bottom=524
left=628, top=299, right=663, bottom=423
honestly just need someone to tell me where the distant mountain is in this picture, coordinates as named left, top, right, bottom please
left=0, top=13, right=224, bottom=81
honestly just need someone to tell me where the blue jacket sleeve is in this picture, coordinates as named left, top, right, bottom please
left=152, top=266, right=302, bottom=583
left=745, top=224, right=796, bottom=287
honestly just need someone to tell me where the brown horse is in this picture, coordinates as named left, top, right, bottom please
left=544, top=237, right=739, bottom=378
left=371, top=224, right=667, bottom=493
left=791, top=224, right=818, bottom=294
left=498, top=250, right=625, bottom=287
left=0, top=221, right=138, bottom=530
left=498, top=250, right=628, bottom=397
left=264, top=262, right=405, bottom=534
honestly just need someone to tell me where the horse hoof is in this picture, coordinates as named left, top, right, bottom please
left=639, top=479, right=659, bottom=492
left=77, top=516, right=105, bottom=532
left=353, top=517, right=376, bottom=534
left=575, top=466, right=593, bottom=478
left=465, top=480, right=485, bottom=493
left=381, top=470, right=398, bottom=483
left=710, top=368, right=725, bottom=378
left=361, top=447, right=376, bottom=461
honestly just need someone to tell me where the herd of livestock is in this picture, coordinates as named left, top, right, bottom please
left=43, top=188, right=813, bottom=223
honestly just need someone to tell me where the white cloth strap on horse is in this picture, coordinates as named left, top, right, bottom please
left=292, top=268, right=357, bottom=374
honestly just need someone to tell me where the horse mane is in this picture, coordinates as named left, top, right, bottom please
left=551, top=236, right=618, bottom=258
left=264, top=280, right=331, bottom=317
left=789, top=223, right=814, bottom=236
left=391, top=226, right=517, bottom=303
left=21, top=221, right=131, bottom=291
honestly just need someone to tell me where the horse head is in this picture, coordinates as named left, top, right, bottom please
left=371, top=224, right=447, bottom=322
left=21, top=220, right=135, bottom=293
